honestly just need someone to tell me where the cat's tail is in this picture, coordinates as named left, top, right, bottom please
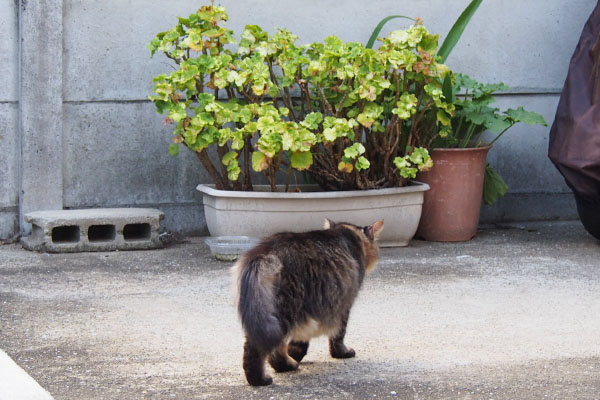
left=234, top=253, right=284, bottom=352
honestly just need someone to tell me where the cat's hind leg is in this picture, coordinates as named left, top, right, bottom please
left=329, top=338, right=355, bottom=359
left=243, top=339, right=273, bottom=386
left=268, top=343, right=299, bottom=372
left=287, top=340, right=309, bottom=363
left=329, top=313, right=356, bottom=359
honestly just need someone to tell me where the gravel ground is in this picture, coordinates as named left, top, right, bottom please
left=1, top=221, right=599, bottom=399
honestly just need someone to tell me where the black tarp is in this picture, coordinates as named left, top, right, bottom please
left=549, top=1, right=600, bottom=239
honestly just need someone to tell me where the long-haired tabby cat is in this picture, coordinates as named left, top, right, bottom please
left=233, top=218, right=384, bottom=386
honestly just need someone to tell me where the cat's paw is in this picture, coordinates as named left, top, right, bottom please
left=288, top=341, right=309, bottom=363
left=268, top=352, right=300, bottom=372
left=246, top=373, right=273, bottom=386
left=330, top=344, right=356, bottom=359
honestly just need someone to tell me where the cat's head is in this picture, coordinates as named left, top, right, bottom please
left=324, top=218, right=384, bottom=271
left=324, top=218, right=384, bottom=240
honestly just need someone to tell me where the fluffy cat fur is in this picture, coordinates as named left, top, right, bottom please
left=232, top=218, right=384, bottom=386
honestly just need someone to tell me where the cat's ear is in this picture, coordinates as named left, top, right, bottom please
left=365, top=219, right=384, bottom=240
left=324, top=218, right=336, bottom=229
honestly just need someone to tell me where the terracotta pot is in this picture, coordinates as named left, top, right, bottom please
left=416, top=145, right=491, bottom=242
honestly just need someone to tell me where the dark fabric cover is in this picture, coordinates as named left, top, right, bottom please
left=549, top=2, right=600, bottom=238
left=575, top=193, right=600, bottom=239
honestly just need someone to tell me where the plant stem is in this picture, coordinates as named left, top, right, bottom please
left=335, top=81, right=351, bottom=118
left=455, top=115, right=464, bottom=140
left=268, top=165, right=277, bottom=192
left=297, top=80, right=312, bottom=114
left=243, top=136, right=253, bottom=191
left=284, top=165, right=292, bottom=192
left=236, top=86, right=254, bottom=103
left=460, top=122, right=477, bottom=148
left=488, top=123, right=514, bottom=146
left=268, top=60, right=295, bottom=119
left=196, top=149, right=229, bottom=190
left=318, top=85, right=335, bottom=116
left=282, top=87, right=298, bottom=121
left=217, top=144, right=241, bottom=190
left=470, top=126, right=486, bottom=147
left=395, top=70, right=402, bottom=103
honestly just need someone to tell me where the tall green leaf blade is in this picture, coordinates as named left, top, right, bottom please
left=437, top=0, right=483, bottom=63
left=366, top=15, right=414, bottom=49
left=442, top=73, right=455, bottom=103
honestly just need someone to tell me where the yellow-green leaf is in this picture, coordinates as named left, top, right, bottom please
left=251, top=151, right=269, bottom=172
left=227, top=161, right=241, bottom=181
left=221, top=151, right=238, bottom=166
left=290, top=151, right=313, bottom=171
left=344, top=143, right=366, bottom=159
left=355, top=156, right=370, bottom=171
left=437, top=110, right=451, bottom=126
left=338, top=161, right=354, bottom=173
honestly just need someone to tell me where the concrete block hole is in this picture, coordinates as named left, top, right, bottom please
left=52, top=226, right=80, bottom=243
left=123, top=223, right=151, bottom=241
left=88, top=225, right=116, bottom=242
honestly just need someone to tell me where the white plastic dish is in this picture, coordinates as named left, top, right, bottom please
left=204, top=236, right=261, bottom=261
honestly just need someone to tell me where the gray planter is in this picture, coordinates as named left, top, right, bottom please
left=196, top=182, right=429, bottom=247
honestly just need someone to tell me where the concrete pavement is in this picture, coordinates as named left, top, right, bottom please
left=0, top=221, right=599, bottom=399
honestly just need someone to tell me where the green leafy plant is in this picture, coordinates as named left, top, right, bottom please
left=435, top=73, right=548, bottom=203
left=435, top=74, right=548, bottom=149
left=148, top=5, right=454, bottom=192
left=367, top=0, right=548, bottom=205
left=366, top=0, right=483, bottom=62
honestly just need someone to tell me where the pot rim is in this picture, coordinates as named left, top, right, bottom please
left=196, top=181, right=430, bottom=199
left=431, top=144, right=492, bottom=153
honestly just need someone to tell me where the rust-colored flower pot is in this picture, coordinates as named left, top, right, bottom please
left=416, top=145, right=491, bottom=242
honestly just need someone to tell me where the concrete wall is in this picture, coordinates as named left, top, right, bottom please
left=2, top=0, right=597, bottom=239
left=0, top=0, right=19, bottom=239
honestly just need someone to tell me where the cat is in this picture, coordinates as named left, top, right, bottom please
left=232, top=218, right=384, bottom=386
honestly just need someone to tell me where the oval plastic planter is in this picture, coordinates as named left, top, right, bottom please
left=416, top=146, right=491, bottom=242
left=196, top=182, right=429, bottom=247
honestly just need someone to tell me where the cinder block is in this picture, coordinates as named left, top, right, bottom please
left=21, top=208, right=164, bottom=252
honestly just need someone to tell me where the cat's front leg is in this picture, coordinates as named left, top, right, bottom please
left=287, top=340, right=309, bottom=362
left=328, top=312, right=356, bottom=359
left=268, top=344, right=300, bottom=372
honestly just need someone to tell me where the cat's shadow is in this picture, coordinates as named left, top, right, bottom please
left=270, top=358, right=359, bottom=379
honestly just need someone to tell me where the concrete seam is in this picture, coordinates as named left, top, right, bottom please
left=17, top=0, right=23, bottom=239
left=61, top=90, right=562, bottom=105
